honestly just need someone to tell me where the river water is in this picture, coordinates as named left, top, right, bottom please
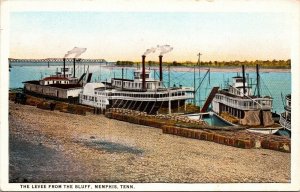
left=9, top=63, right=291, bottom=113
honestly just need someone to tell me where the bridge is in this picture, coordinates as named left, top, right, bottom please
left=8, top=58, right=107, bottom=63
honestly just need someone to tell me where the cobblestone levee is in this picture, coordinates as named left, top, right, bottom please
left=9, top=102, right=290, bottom=183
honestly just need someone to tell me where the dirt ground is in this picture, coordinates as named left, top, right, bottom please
left=9, top=101, right=290, bottom=183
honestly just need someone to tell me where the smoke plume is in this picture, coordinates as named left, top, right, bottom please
left=143, top=47, right=157, bottom=55
left=143, top=44, right=173, bottom=56
left=157, top=44, right=173, bottom=55
left=64, top=47, right=87, bottom=58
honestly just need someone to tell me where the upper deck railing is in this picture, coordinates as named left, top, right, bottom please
left=214, top=93, right=273, bottom=110
left=93, top=87, right=194, bottom=102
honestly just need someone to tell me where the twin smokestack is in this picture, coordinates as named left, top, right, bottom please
left=141, top=55, right=163, bottom=90
left=62, top=58, right=76, bottom=78
left=142, top=55, right=146, bottom=90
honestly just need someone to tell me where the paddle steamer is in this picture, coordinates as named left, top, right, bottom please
left=211, top=65, right=275, bottom=128
left=79, top=55, right=194, bottom=114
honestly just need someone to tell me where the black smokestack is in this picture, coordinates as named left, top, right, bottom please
left=122, top=68, right=124, bottom=89
left=63, top=58, right=66, bottom=78
left=73, top=58, right=76, bottom=78
left=142, top=55, right=146, bottom=90
left=242, top=65, right=246, bottom=96
left=159, top=55, right=163, bottom=82
left=256, top=64, right=260, bottom=97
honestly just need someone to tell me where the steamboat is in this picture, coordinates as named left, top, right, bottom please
left=79, top=55, right=194, bottom=114
left=211, top=65, right=280, bottom=133
left=23, top=58, right=91, bottom=103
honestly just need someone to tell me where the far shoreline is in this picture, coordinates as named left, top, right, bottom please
left=107, top=65, right=291, bottom=73
left=10, top=63, right=291, bottom=73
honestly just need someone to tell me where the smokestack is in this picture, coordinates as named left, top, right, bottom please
left=142, top=55, right=146, bottom=90
left=63, top=58, right=66, bottom=78
left=73, top=58, right=76, bottom=78
left=256, top=64, right=260, bottom=97
left=122, top=68, right=124, bottom=89
left=242, top=65, right=246, bottom=96
left=159, top=55, right=163, bottom=82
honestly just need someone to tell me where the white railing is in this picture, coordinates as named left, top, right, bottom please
left=97, top=88, right=194, bottom=99
left=279, top=113, right=291, bottom=131
left=107, top=95, right=193, bottom=102
left=228, top=85, right=273, bottom=109
left=214, top=96, right=272, bottom=110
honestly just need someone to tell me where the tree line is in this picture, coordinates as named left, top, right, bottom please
left=116, top=59, right=291, bottom=68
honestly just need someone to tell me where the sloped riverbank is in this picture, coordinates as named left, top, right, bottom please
left=9, top=102, right=290, bottom=183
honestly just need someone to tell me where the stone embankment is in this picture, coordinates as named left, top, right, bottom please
left=105, top=108, right=291, bottom=153
left=9, top=92, right=291, bottom=153
left=10, top=92, right=94, bottom=115
left=9, top=101, right=291, bottom=183
left=106, top=108, right=207, bottom=126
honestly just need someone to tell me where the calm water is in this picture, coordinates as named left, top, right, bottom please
left=9, top=63, right=291, bottom=113
left=187, top=114, right=232, bottom=126
left=202, top=115, right=232, bottom=127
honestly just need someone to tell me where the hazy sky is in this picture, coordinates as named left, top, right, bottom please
left=10, top=12, right=292, bottom=62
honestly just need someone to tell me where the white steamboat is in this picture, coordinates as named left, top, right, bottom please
left=211, top=65, right=276, bottom=129
left=79, top=55, right=194, bottom=114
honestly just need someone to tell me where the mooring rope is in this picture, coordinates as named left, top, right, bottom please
left=131, top=100, right=138, bottom=110
left=142, top=101, right=150, bottom=112
left=111, top=99, right=119, bottom=108
left=137, top=101, right=144, bottom=111
left=127, top=100, right=134, bottom=109
left=116, top=99, right=124, bottom=108
left=149, top=101, right=157, bottom=114
left=156, top=101, right=165, bottom=114
left=121, top=100, right=129, bottom=109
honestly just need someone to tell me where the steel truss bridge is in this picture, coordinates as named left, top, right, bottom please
left=8, top=58, right=107, bottom=63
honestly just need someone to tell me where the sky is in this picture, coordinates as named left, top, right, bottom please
left=9, top=12, right=292, bottom=62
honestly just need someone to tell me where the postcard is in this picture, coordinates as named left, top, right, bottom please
left=1, top=0, right=300, bottom=191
